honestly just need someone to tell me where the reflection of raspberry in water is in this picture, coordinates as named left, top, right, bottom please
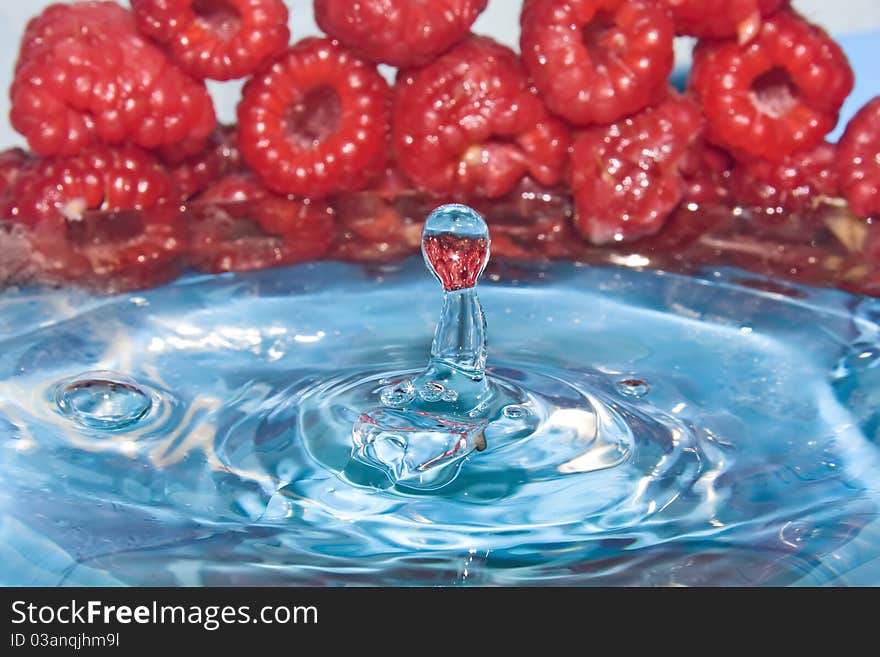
left=190, top=174, right=336, bottom=272
left=422, top=235, right=490, bottom=291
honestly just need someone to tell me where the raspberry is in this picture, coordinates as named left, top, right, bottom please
left=10, top=2, right=216, bottom=157
left=568, top=92, right=702, bottom=244
left=732, top=142, right=838, bottom=213
left=689, top=10, right=853, bottom=163
left=130, top=0, right=290, bottom=81
left=6, top=145, right=176, bottom=226
left=237, top=38, right=390, bottom=198
left=664, top=0, right=786, bottom=43
left=392, top=36, right=569, bottom=199
left=328, top=168, right=424, bottom=262
left=314, top=0, right=487, bottom=67
left=0, top=148, right=32, bottom=201
left=836, top=97, right=880, bottom=219
left=160, top=125, right=243, bottom=201
left=520, top=0, right=674, bottom=126
left=680, top=142, right=733, bottom=206
left=189, top=174, right=335, bottom=271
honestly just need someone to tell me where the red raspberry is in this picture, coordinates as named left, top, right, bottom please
left=836, top=97, right=880, bottom=219
left=237, top=38, right=390, bottom=198
left=732, top=142, right=838, bottom=213
left=0, top=148, right=32, bottom=201
left=392, top=36, right=569, bottom=199
left=189, top=174, right=335, bottom=272
left=680, top=142, right=733, bottom=206
left=520, top=0, right=674, bottom=126
left=314, top=0, right=487, bottom=68
left=689, top=10, right=853, bottom=163
left=10, top=2, right=216, bottom=157
left=130, top=0, right=290, bottom=81
left=568, top=92, right=702, bottom=244
left=664, top=0, right=786, bottom=43
left=6, top=145, right=176, bottom=226
left=160, top=125, right=243, bottom=201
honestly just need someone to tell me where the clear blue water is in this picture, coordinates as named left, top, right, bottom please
left=0, top=258, right=879, bottom=586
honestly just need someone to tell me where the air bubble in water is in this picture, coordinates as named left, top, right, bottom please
left=55, top=371, right=152, bottom=430
left=418, top=381, right=446, bottom=402
left=616, top=378, right=650, bottom=398
left=503, top=405, right=527, bottom=419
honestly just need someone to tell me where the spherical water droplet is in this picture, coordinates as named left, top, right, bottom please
left=380, top=379, right=415, bottom=407
left=421, top=204, right=490, bottom=291
left=616, top=378, right=650, bottom=398
left=503, top=405, right=527, bottom=420
left=55, top=371, right=152, bottom=430
left=418, top=381, right=446, bottom=402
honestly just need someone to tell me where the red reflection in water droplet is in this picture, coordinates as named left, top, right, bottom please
left=422, top=234, right=489, bottom=291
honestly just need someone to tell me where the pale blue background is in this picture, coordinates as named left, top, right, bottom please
left=0, top=0, right=877, bottom=146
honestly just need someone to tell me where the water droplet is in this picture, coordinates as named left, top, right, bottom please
left=380, top=379, right=415, bottom=407
left=441, top=389, right=459, bottom=403
left=421, top=204, right=490, bottom=291
left=418, top=381, right=446, bottom=402
left=503, top=405, right=527, bottom=419
left=55, top=371, right=152, bottom=430
left=616, top=378, right=650, bottom=398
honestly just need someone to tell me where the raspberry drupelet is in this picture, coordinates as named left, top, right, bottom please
left=314, top=0, right=488, bottom=68
left=10, top=2, right=216, bottom=157
left=680, top=142, right=733, bottom=206
left=392, top=36, right=570, bottom=199
left=0, top=149, right=32, bottom=202
left=159, top=125, right=244, bottom=201
left=568, top=91, right=702, bottom=244
left=237, top=37, right=390, bottom=198
left=520, top=0, right=675, bottom=126
left=664, top=0, right=787, bottom=44
left=689, top=10, right=853, bottom=163
left=836, top=97, right=880, bottom=219
left=130, top=0, right=290, bottom=81
left=189, top=174, right=335, bottom=272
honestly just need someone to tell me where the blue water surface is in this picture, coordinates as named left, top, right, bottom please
left=0, top=259, right=879, bottom=586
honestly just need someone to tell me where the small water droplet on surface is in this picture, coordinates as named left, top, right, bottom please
left=503, top=405, right=527, bottom=419
left=441, top=389, right=458, bottom=402
left=380, top=379, right=415, bottom=407
left=418, top=381, right=446, bottom=402
left=55, top=371, right=152, bottom=430
left=616, top=378, right=650, bottom=398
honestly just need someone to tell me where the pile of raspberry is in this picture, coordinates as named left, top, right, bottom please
left=0, top=0, right=878, bottom=290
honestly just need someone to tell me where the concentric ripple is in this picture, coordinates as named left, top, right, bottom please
left=0, top=260, right=879, bottom=586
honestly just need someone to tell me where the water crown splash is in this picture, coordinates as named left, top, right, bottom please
left=351, top=204, right=530, bottom=490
